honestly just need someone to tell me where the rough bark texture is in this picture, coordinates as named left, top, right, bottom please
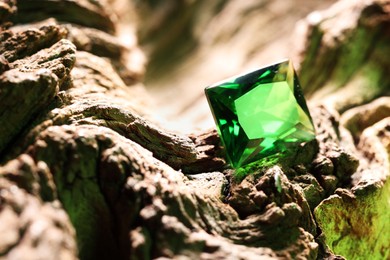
left=294, top=0, right=390, bottom=111
left=0, top=0, right=389, bottom=260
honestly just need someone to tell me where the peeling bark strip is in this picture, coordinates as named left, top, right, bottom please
left=0, top=0, right=389, bottom=259
left=0, top=23, right=76, bottom=153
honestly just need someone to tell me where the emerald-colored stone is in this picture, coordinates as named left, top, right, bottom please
left=205, top=60, right=315, bottom=168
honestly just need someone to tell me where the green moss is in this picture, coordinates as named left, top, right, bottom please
left=299, top=26, right=325, bottom=95
left=314, top=181, right=390, bottom=259
left=34, top=132, right=120, bottom=260
left=333, top=26, right=374, bottom=86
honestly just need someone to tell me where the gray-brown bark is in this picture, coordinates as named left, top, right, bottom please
left=0, top=0, right=389, bottom=259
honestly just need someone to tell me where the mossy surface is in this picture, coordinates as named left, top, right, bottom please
left=315, top=181, right=390, bottom=259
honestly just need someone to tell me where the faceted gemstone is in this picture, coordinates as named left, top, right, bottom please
left=205, top=60, right=315, bottom=168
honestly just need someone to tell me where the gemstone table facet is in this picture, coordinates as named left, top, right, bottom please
left=205, top=60, right=315, bottom=168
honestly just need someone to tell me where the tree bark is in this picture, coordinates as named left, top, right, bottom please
left=0, top=0, right=389, bottom=259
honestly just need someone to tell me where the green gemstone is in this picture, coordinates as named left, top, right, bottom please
left=205, top=60, right=315, bottom=168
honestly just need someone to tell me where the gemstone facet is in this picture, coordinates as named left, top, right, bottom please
left=205, top=60, right=315, bottom=168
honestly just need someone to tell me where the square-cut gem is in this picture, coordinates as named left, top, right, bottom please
left=205, top=60, right=315, bottom=168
